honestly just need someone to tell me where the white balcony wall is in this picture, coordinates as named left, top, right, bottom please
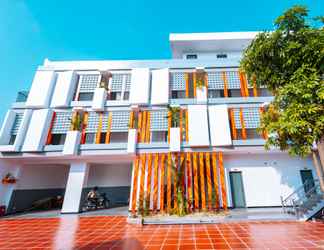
left=129, top=68, right=150, bottom=105
left=169, top=127, right=180, bottom=152
left=26, top=70, right=57, bottom=108
left=21, top=109, right=53, bottom=152
left=127, top=129, right=137, bottom=154
left=151, top=68, right=169, bottom=105
left=63, top=131, right=81, bottom=155
left=208, top=105, right=232, bottom=146
left=92, top=88, right=107, bottom=111
left=188, top=105, right=209, bottom=147
left=51, top=71, right=77, bottom=108
left=0, top=110, right=16, bottom=145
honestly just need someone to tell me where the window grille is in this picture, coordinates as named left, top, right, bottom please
left=86, top=112, right=100, bottom=133
left=233, top=108, right=260, bottom=129
left=226, top=71, right=241, bottom=89
left=11, top=113, right=24, bottom=135
left=51, top=112, right=72, bottom=134
left=110, top=74, right=124, bottom=92
left=78, top=74, right=100, bottom=92
left=170, top=72, right=186, bottom=91
left=101, top=112, right=111, bottom=132
left=207, top=72, right=224, bottom=89
left=111, top=111, right=130, bottom=132
left=150, top=110, right=168, bottom=131
left=125, top=74, right=131, bottom=91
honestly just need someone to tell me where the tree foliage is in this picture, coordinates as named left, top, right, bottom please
left=240, top=6, right=324, bottom=157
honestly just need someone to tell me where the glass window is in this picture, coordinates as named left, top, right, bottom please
left=110, top=132, right=128, bottom=143
left=78, top=92, right=94, bottom=101
left=186, top=54, right=197, bottom=59
left=8, top=135, right=16, bottom=145
left=217, top=54, right=227, bottom=58
left=50, top=134, right=66, bottom=145
left=85, top=133, right=96, bottom=144
left=151, top=131, right=168, bottom=142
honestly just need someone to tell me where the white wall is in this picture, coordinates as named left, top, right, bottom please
left=16, top=165, right=69, bottom=190
left=223, top=153, right=315, bottom=207
left=87, top=164, right=132, bottom=187
left=0, top=160, right=20, bottom=207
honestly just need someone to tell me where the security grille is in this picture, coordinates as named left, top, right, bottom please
left=78, top=74, right=100, bottom=92
left=11, top=113, right=24, bottom=135
left=226, top=71, right=241, bottom=89
left=207, top=72, right=224, bottom=89
left=86, top=112, right=101, bottom=133
left=233, top=108, right=260, bottom=129
left=110, top=74, right=124, bottom=92
left=111, top=111, right=130, bottom=132
left=51, top=112, right=72, bottom=134
left=150, top=110, right=168, bottom=131
left=125, top=73, right=131, bottom=91
left=170, top=72, right=186, bottom=90
left=101, top=112, right=111, bottom=132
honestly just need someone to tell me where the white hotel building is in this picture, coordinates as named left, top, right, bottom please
left=0, top=32, right=317, bottom=215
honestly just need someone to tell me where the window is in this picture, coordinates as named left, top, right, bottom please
left=150, top=110, right=168, bottom=142
left=85, top=133, right=96, bottom=144
left=151, top=131, right=168, bottom=142
left=7, top=112, right=23, bottom=145
left=217, top=54, right=227, bottom=59
left=51, top=134, right=66, bottom=145
left=170, top=72, right=189, bottom=99
left=8, top=135, right=16, bottom=145
left=78, top=92, right=94, bottom=101
left=171, top=90, right=186, bottom=99
left=186, top=54, right=197, bottom=59
left=208, top=90, right=223, bottom=98
left=108, top=73, right=131, bottom=101
left=74, top=73, right=100, bottom=101
left=110, top=132, right=128, bottom=143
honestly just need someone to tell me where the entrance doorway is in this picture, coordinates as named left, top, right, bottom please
left=229, top=171, right=246, bottom=208
left=300, top=170, right=315, bottom=194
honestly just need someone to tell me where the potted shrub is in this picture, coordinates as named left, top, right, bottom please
left=63, top=111, right=83, bottom=155
left=92, top=70, right=111, bottom=111
left=168, top=106, right=181, bottom=152
left=1, top=173, right=17, bottom=184
left=195, top=70, right=207, bottom=103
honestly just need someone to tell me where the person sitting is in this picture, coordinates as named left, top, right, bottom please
left=87, top=186, right=100, bottom=208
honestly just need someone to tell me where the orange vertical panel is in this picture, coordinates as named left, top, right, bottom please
left=46, top=112, right=56, bottom=145
left=146, top=111, right=151, bottom=143
left=137, top=111, right=142, bottom=143
left=180, top=153, right=185, bottom=193
left=105, top=112, right=113, bottom=144
left=239, top=71, right=246, bottom=97
left=152, top=153, right=159, bottom=212
left=138, top=154, right=147, bottom=212
left=229, top=109, right=237, bottom=140
left=211, top=152, right=220, bottom=209
left=129, top=111, right=134, bottom=129
left=185, top=73, right=189, bottom=98
left=186, top=152, right=193, bottom=211
left=141, top=111, right=147, bottom=143
left=199, top=152, right=206, bottom=211
left=218, top=152, right=227, bottom=210
left=205, top=152, right=213, bottom=211
left=221, top=71, right=229, bottom=97
left=240, top=108, right=247, bottom=140
left=179, top=109, right=183, bottom=143
left=167, top=152, right=172, bottom=213
left=159, top=154, right=166, bottom=212
left=167, top=111, right=171, bottom=143
left=193, top=72, right=197, bottom=98
left=131, top=156, right=140, bottom=214
left=146, top=153, right=153, bottom=209
left=252, top=75, right=258, bottom=97
left=192, top=152, right=199, bottom=210
left=95, top=113, right=103, bottom=144
left=81, top=112, right=89, bottom=144
left=173, top=153, right=178, bottom=210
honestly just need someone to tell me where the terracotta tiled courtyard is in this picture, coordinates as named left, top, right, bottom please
left=1, top=216, right=324, bottom=250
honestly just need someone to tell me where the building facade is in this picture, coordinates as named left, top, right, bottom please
left=0, top=32, right=316, bottom=215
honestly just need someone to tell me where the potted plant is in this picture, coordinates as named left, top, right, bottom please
left=1, top=173, right=17, bottom=184
left=195, top=70, right=208, bottom=103
left=167, top=106, right=181, bottom=152
left=92, top=70, right=111, bottom=111
left=63, top=111, right=83, bottom=155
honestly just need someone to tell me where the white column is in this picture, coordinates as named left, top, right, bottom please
left=0, top=162, right=20, bottom=210
left=61, top=162, right=89, bottom=213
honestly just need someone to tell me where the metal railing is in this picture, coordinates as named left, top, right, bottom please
left=281, top=179, right=324, bottom=219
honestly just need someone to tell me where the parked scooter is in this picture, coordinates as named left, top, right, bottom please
left=82, top=192, right=110, bottom=212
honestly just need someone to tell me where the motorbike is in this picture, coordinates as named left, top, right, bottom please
left=82, top=193, right=110, bottom=212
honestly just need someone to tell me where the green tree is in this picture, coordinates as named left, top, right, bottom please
left=240, top=6, right=324, bottom=189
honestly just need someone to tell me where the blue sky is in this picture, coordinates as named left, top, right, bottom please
left=0, top=0, right=322, bottom=123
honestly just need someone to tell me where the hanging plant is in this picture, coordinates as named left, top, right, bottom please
left=2, top=173, right=17, bottom=184
left=167, top=105, right=181, bottom=128
left=70, top=112, right=83, bottom=131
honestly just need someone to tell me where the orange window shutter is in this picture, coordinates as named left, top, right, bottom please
left=167, top=152, right=172, bottom=213
left=46, top=112, right=56, bottom=145
left=229, top=109, right=237, bottom=140
left=199, top=152, right=206, bottom=211
left=192, top=152, right=199, bottom=210
left=186, top=152, right=193, bottom=211
left=139, top=154, right=147, bottom=211
left=160, top=153, right=166, bottom=212
left=212, top=152, right=220, bottom=209
left=131, top=156, right=140, bottom=214
left=205, top=152, right=213, bottom=211
left=95, top=113, right=103, bottom=144
left=152, top=153, right=159, bottom=212
left=105, top=112, right=113, bottom=144
left=218, top=152, right=227, bottom=210
left=146, top=153, right=153, bottom=209
left=221, top=72, right=228, bottom=97
left=81, top=112, right=89, bottom=144
left=240, top=108, right=247, bottom=140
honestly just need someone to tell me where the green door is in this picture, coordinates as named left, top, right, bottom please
left=229, top=172, right=246, bottom=208
left=300, top=170, right=314, bottom=194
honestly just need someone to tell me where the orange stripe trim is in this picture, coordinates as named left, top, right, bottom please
left=167, top=152, right=172, bottom=213
left=129, top=111, right=134, bottom=129
left=139, top=154, right=146, bottom=212
left=105, top=112, right=113, bottom=144
left=186, top=152, right=193, bottom=211
left=240, top=108, right=247, bottom=140
left=95, top=113, right=103, bottom=144
left=229, top=109, right=237, bottom=140
left=205, top=152, right=213, bottom=211
left=137, top=111, right=142, bottom=143
left=185, top=73, right=189, bottom=98
left=199, top=152, right=206, bottom=211
left=221, top=72, right=228, bottom=97
left=152, top=153, right=159, bottom=212
left=192, top=152, right=199, bottom=210
left=160, top=153, right=166, bottom=212
left=173, top=153, right=178, bottom=210
left=218, top=152, right=227, bottom=210
left=146, top=153, right=153, bottom=210
left=212, top=152, right=220, bottom=209
left=167, top=110, right=171, bottom=143
left=185, top=109, right=189, bottom=142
